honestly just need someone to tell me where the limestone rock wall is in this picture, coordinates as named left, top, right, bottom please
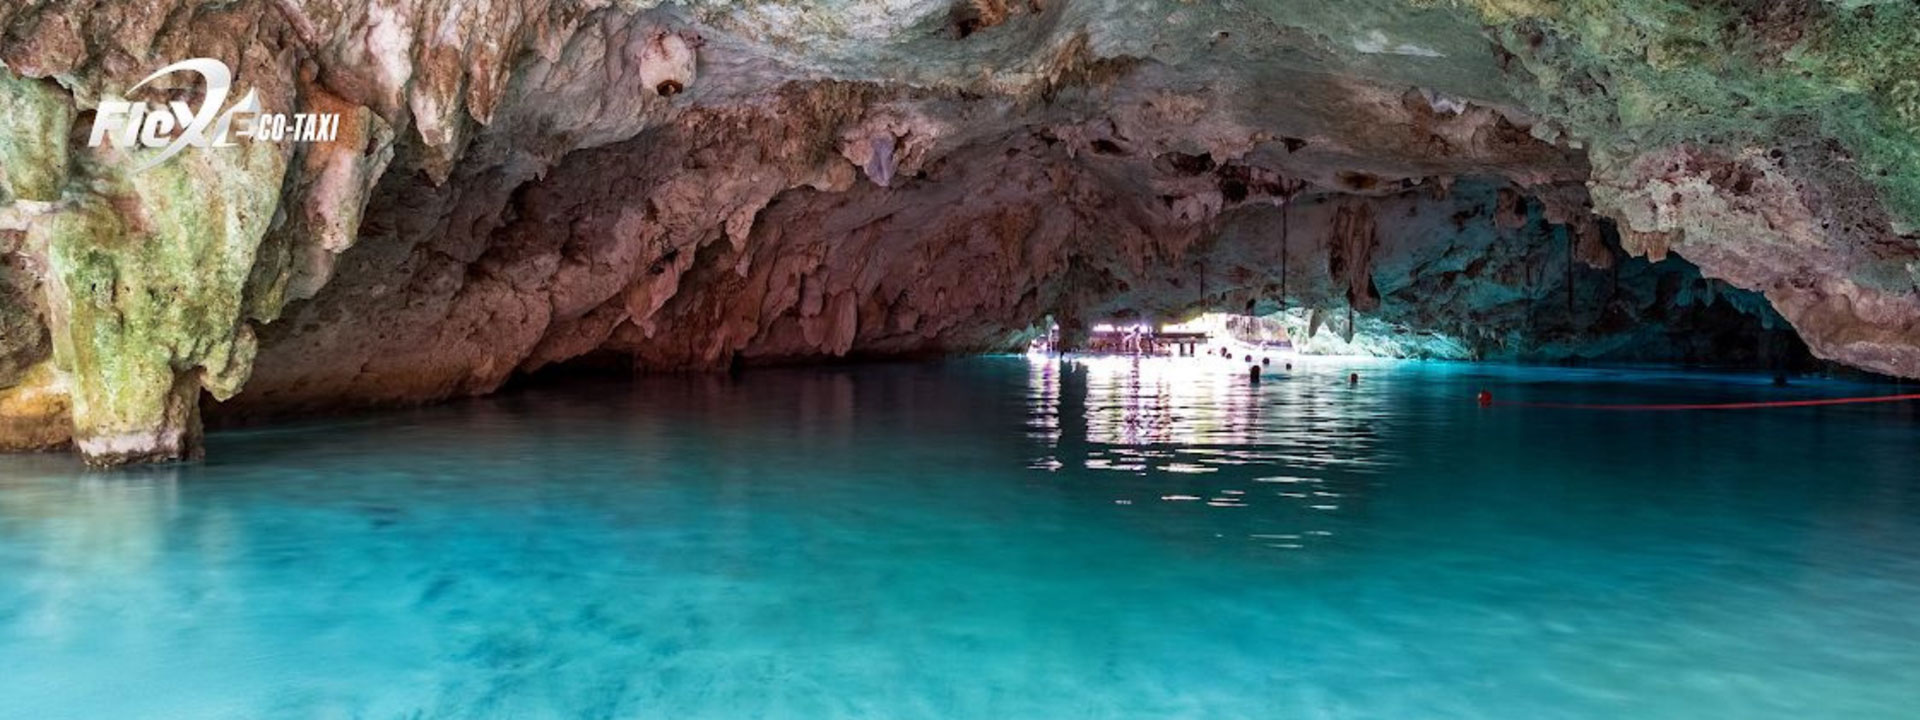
left=0, top=0, right=1908, bottom=462
left=1457, top=0, right=1920, bottom=377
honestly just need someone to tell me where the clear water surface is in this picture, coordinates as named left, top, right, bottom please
left=3, top=356, right=1919, bottom=719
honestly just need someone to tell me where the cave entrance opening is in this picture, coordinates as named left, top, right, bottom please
left=1031, top=313, right=1294, bottom=359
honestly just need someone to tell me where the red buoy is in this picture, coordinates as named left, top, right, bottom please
left=1477, top=390, right=1493, bottom=407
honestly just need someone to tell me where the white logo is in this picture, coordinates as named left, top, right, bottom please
left=87, top=58, right=340, bottom=172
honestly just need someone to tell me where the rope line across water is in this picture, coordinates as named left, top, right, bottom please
left=1479, top=392, right=1920, bottom=411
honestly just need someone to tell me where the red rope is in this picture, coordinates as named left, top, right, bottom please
left=1487, top=393, right=1920, bottom=411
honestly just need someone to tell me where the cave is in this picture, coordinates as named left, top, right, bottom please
left=7, top=0, right=1919, bottom=463
left=4, top=1, right=1920, bottom=716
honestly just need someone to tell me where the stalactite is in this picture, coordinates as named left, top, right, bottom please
left=1329, top=202, right=1379, bottom=312
left=1279, top=196, right=1290, bottom=311
left=1566, top=226, right=1575, bottom=322
left=1274, top=179, right=1307, bottom=311
left=1494, top=187, right=1526, bottom=229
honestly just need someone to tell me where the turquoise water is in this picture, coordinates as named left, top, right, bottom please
left=4, top=356, right=1920, bottom=719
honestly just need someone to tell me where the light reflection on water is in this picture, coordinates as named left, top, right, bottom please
left=1025, top=355, right=1401, bottom=551
left=2, top=357, right=1920, bottom=718
left=1030, top=357, right=1395, bottom=467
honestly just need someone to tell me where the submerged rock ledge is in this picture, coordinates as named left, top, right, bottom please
left=1, top=0, right=1915, bottom=463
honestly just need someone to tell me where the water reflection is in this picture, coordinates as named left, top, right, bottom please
left=1028, top=355, right=1395, bottom=464
left=0, top=467, right=183, bottom=574
left=1029, top=355, right=1395, bottom=466
left=1024, top=355, right=1402, bottom=550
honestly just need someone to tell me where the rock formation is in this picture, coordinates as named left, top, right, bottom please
left=0, top=0, right=1910, bottom=463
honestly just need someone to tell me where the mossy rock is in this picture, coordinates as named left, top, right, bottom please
left=1430, top=0, right=1920, bottom=227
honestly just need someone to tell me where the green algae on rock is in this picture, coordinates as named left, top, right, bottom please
left=36, top=141, right=286, bottom=464
left=0, top=70, right=69, bottom=205
left=1, top=69, right=70, bottom=452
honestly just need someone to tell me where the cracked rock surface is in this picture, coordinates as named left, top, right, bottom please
left=0, top=0, right=1907, bottom=462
